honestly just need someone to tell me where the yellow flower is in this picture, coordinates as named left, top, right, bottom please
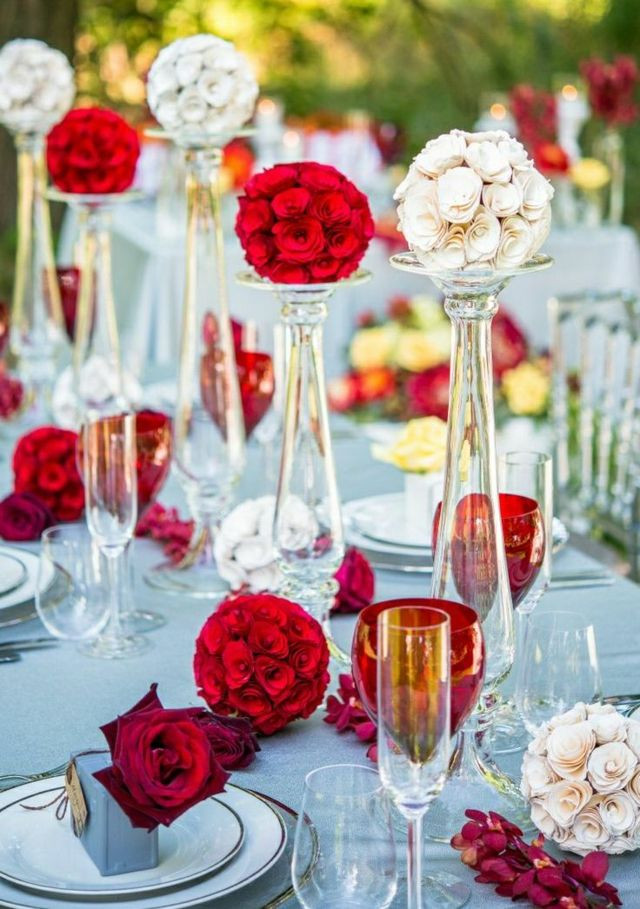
left=373, top=416, right=448, bottom=473
left=570, top=158, right=610, bottom=192
left=411, top=296, right=447, bottom=330
left=394, top=326, right=450, bottom=372
left=349, top=324, right=398, bottom=371
left=501, top=361, right=550, bottom=416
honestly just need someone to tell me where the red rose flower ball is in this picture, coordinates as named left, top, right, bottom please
left=194, top=593, right=330, bottom=735
left=235, top=162, right=374, bottom=284
left=12, top=426, right=84, bottom=522
left=47, top=107, right=140, bottom=195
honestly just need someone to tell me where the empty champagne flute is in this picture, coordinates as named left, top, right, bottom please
left=292, top=764, right=397, bottom=909
left=377, top=606, right=451, bottom=909
left=81, top=411, right=148, bottom=658
left=516, top=611, right=601, bottom=734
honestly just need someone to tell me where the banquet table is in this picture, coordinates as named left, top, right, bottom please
left=1, top=431, right=640, bottom=907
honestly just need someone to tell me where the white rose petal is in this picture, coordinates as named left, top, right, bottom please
left=436, top=166, right=482, bottom=224
left=464, top=205, right=501, bottom=262
left=549, top=703, right=588, bottom=728
left=177, top=86, right=207, bottom=123
left=202, top=42, right=239, bottom=71
left=419, top=224, right=466, bottom=270
left=494, top=215, right=534, bottom=270
left=214, top=496, right=280, bottom=593
left=515, top=168, right=554, bottom=221
left=521, top=752, right=558, bottom=798
left=277, top=496, right=320, bottom=553
left=399, top=179, right=447, bottom=253
left=599, top=791, right=636, bottom=835
left=198, top=70, right=235, bottom=108
left=546, top=721, right=595, bottom=781
left=464, top=140, right=512, bottom=183
left=626, top=767, right=640, bottom=805
left=587, top=742, right=637, bottom=793
left=606, top=836, right=634, bottom=855
left=413, top=133, right=466, bottom=178
left=625, top=720, right=640, bottom=759
left=530, top=798, right=559, bottom=838
left=529, top=205, right=551, bottom=254
left=452, top=128, right=510, bottom=144
left=498, top=137, right=531, bottom=169
left=528, top=723, right=551, bottom=756
left=393, top=162, right=421, bottom=201
left=482, top=181, right=523, bottom=218
left=149, top=61, right=178, bottom=96
left=544, top=779, right=593, bottom=827
left=570, top=796, right=610, bottom=853
left=591, top=711, right=627, bottom=745
left=587, top=703, right=618, bottom=715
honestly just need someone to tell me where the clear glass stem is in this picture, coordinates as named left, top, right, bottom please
left=11, top=133, right=65, bottom=416
left=407, top=813, right=423, bottom=909
left=103, top=547, right=124, bottom=641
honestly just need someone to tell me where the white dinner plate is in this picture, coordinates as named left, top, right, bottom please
left=0, top=779, right=245, bottom=898
left=0, top=546, right=55, bottom=627
left=0, top=780, right=287, bottom=909
left=0, top=554, right=27, bottom=597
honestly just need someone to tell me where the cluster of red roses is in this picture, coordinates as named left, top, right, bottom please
left=194, top=593, right=330, bottom=736
left=509, top=84, right=558, bottom=151
left=235, top=162, right=374, bottom=285
left=96, top=684, right=259, bottom=831
left=452, top=809, right=621, bottom=908
left=47, top=107, right=140, bottom=195
left=581, top=56, right=639, bottom=127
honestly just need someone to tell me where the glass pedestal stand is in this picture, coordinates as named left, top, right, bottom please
left=236, top=270, right=370, bottom=668
left=390, top=252, right=552, bottom=842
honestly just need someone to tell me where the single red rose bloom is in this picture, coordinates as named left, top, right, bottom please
left=271, top=187, right=311, bottom=218
left=333, top=547, right=375, bottom=613
left=272, top=216, right=326, bottom=263
left=194, top=593, right=330, bottom=735
left=0, top=492, right=54, bottom=542
left=47, top=107, right=140, bottom=195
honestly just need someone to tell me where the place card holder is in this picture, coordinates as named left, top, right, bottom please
left=71, top=751, right=158, bottom=876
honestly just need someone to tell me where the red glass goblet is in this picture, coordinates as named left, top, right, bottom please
left=352, top=597, right=485, bottom=736
left=433, top=492, right=544, bottom=609
left=236, top=349, right=275, bottom=438
left=135, top=410, right=172, bottom=515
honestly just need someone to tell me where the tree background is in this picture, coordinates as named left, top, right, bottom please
left=1, top=0, right=639, bottom=289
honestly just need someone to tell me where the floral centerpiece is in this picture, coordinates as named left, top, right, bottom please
left=521, top=701, right=640, bottom=855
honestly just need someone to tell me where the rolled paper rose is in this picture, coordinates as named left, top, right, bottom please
left=214, top=496, right=280, bottom=593
left=413, top=133, right=466, bottom=177
left=598, top=790, right=636, bottom=836
left=543, top=779, right=593, bottom=827
left=422, top=224, right=467, bottom=270
left=527, top=723, right=551, bottom=756
left=464, top=206, right=501, bottom=263
left=590, top=710, right=627, bottom=745
left=520, top=751, right=559, bottom=799
left=333, top=547, right=375, bottom=614
left=548, top=703, right=588, bottom=728
left=398, top=181, right=447, bottom=253
left=587, top=741, right=637, bottom=793
left=626, top=766, right=640, bottom=805
left=497, top=136, right=530, bottom=168
left=494, top=215, right=534, bottom=271
left=94, top=684, right=233, bottom=831
left=436, top=166, right=483, bottom=224
left=515, top=168, right=554, bottom=221
left=482, top=181, right=523, bottom=218
left=565, top=796, right=610, bottom=855
left=625, top=718, right=640, bottom=759
left=0, top=491, right=54, bottom=541
left=529, top=798, right=558, bottom=838
left=463, top=141, right=512, bottom=184
left=545, top=721, right=595, bottom=780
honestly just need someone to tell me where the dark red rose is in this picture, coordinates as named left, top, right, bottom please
left=236, top=197, right=274, bottom=235
left=407, top=364, right=451, bottom=422
left=187, top=709, right=260, bottom=770
left=309, top=191, right=352, bottom=224
left=47, top=108, right=140, bottom=195
left=0, top=370, right=24, bottom=420
left=243, top=233, right=275, bottom=269
left=270, top=262, right=309, bottom=283
left=333, top=547, right=375, bottom=613
left=94, top=685, right=229, bottom=831
left=194, top=593, right=330, bottom=736
left=12, top=426, right=84, bottom=522
left=0, top=492, right=54, bottom=542
left=245, top=164, right=300, bottom=198
left=581, top=55, right=639, bottom=126
left=309, top=257, right=340, bottom=281
left=298, top=163, right=343, bottom=191
left=327, top=226, right=362, bottom=260
left=273, top=217, right=325, bottom=263
left=271, top=187, right=311, bottom=218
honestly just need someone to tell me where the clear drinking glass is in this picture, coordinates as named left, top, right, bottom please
left=292, top=763, right=397, bottom=909
left=81, top=412, right=148, bottom=658
left=36, top=523, right=109, bottom=641
left=377, top=606, right=451, bottom=909
left=492, top=451, right=553, bottom=755
left=515, top=610, right=601, bottom=734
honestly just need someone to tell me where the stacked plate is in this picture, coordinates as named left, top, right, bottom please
left=0, top=546, right=55, bottom=629
left=0, top=778, right=296, bottom=908
left=344, top=492, right=569, bottom=574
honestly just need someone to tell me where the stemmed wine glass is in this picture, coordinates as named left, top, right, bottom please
left=353, top=597, right=484, bottom=909
left=376, top=605, right=451, bottom=909
left=236, top=349, right=275, bottom=438
left=80, top=411, right=148, bottom=658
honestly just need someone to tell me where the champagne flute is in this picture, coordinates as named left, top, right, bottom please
left=80, top=411, right=148, bottom=658
left=377, top=606, right=451, bottom=909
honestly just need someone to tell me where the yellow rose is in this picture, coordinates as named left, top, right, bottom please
left=501, top=361, right=550, bottom=416
left=411, top=296, right=447, bottom=330
left=394, top=326, right=450, bottom=373
left=349, top=324, right=398, bottom=371
left=373, top=416, right=448, bottom=473
left=570, top=158, right=611, bottom=193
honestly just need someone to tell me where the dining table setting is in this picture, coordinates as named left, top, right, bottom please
left=1, top=26, right=640, bottom=909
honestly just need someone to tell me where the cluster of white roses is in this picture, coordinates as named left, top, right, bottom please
left=521, top=702, right=640, bottom=856
left=147, top=34, right=258, bottom=140
left=214, top=495, right=320, bottom=593
left=395, top=129, right=553, bottom=271
left=0, top=39, right=74, bottom=134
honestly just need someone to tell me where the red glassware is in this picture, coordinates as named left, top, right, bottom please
left=433, top=492, right=544, bottom=609
left=236, top=349, right=275, bottom=438
left=352, top=597, right=485, bottom=736
left=56, top=266, right=81, bottom=341
left=135, top=410, right=172, bottom=514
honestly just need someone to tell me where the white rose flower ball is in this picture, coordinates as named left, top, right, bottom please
left=0, top=39, right=74, bottom=134
left=214, top=496, right=280, bottom=593
left=521, top=703, right=640, bottom=856
left=395, top=128, right=553, bottom=270
left=147, top=34, right=258, bottom=140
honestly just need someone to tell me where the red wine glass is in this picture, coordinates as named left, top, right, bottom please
left=352, top=597, right=485, bottom=736
left=135, top=409, right=172, bottom=516
left=236, top=349, right=275, bottom=438
left=433, top=492, right=544, bottom=608
left=56, top=266, right=81, bottom=342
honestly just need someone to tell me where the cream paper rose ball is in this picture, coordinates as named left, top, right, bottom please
left=521, top=703, right=640, bottom=856
left=147, top=34, right=258, bottom=139
left=395, top=128, right=552, bottom=270
left=214, top=496, right=280, bottom=593
left=0, top=39, right=74, bottom=134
